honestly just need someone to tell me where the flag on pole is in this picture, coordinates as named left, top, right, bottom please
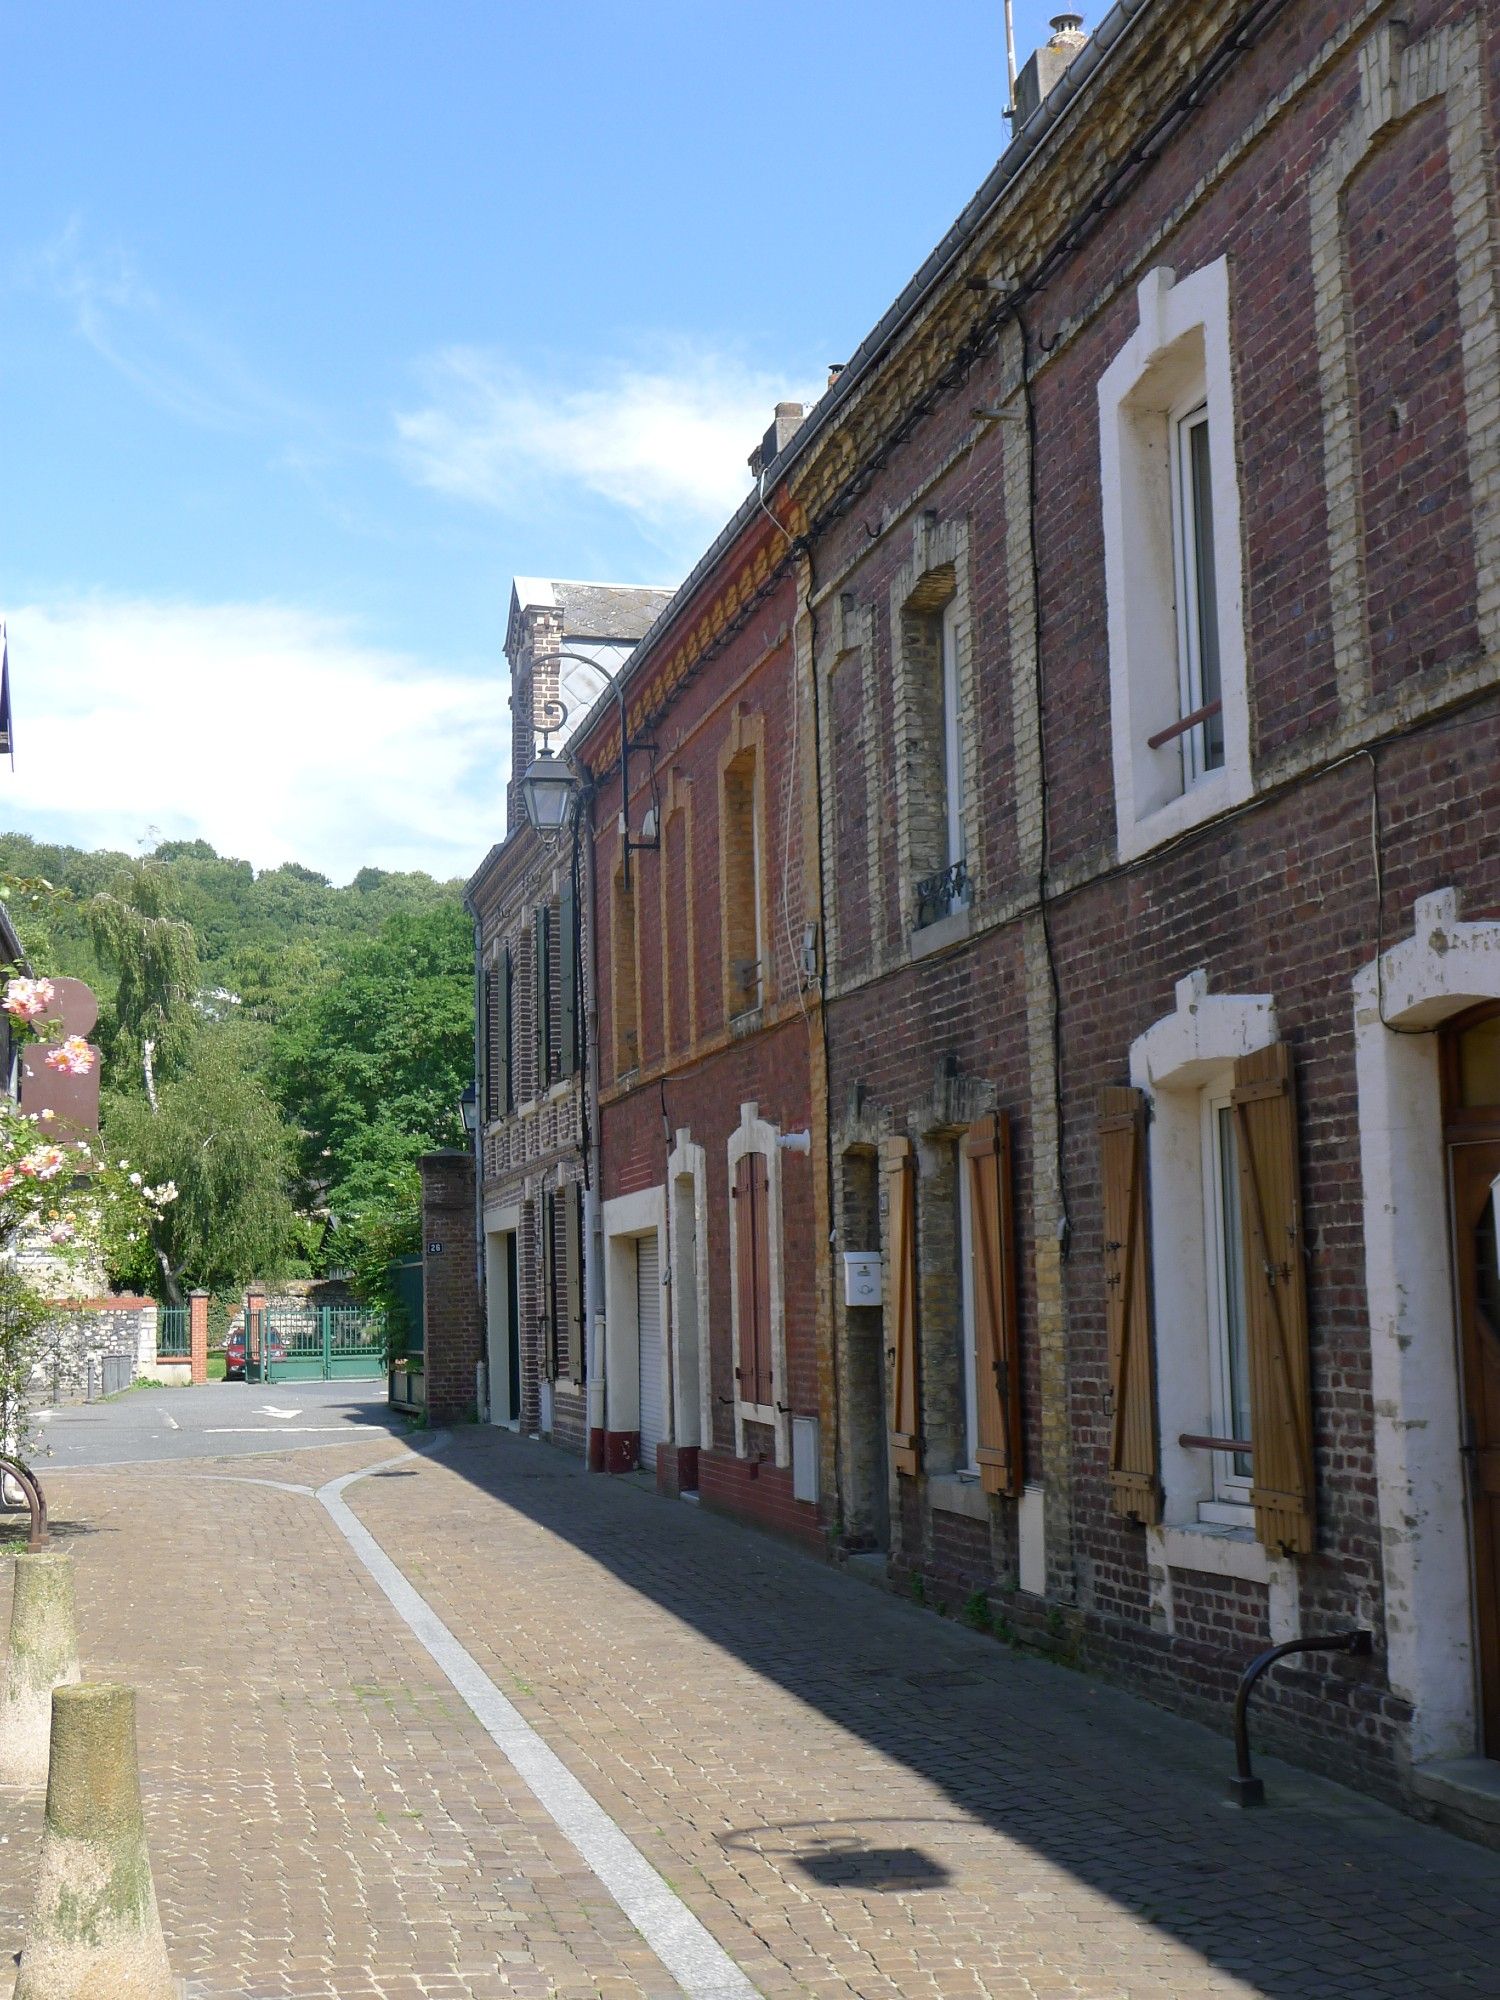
left=0, top=624, right=12, bottom=768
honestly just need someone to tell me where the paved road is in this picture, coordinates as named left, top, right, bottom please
left=2, top=1423, right=1499, bottom=1999
left=23, top=1376, right=406, bottom=1469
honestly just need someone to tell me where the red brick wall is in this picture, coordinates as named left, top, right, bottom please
left=419, top=1150, right=482, bottom=1425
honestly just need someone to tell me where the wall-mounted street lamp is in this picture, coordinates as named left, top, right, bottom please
left=458, top=1079, right=478, bottom=1140
left=521, top=698, right=583, bottom=835
left=521, top=654, right=659, bottom=885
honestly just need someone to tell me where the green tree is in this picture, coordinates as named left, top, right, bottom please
left=272, top=902, right=472, bottom=1288
left=102, top=1026, right=308, bottom=1302
left=80, top=860, right=199, bottom=1099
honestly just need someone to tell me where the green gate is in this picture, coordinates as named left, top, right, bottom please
left=259, top=1304, right=385, bottom=1382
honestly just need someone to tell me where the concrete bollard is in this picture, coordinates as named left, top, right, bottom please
left=0, top=1552, right=81, bottom=1788
left=15, top=1684, right=175, bottom=2000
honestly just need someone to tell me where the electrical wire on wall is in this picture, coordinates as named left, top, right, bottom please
left=1016, top=299, right=1072, bottom=1260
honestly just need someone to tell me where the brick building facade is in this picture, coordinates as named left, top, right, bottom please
left=763, top=0, right=1500, bottom=1828
left=462, top=0, right=1500, bottom=1833
left=467, top=579, right=670, bottom=1451
left=570, top=450, right=825, bottom=1537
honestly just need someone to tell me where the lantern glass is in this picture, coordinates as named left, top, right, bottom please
left=521, top=751, right=578, bottom=833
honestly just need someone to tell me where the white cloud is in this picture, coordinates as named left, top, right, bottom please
left=2, top=596, right=506, bottom=884
left=20, top=218, right=311, bottom=434
left=395, top=341, right=822, bottom=543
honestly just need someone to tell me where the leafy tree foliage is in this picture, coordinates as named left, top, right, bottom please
left=102, top=1026, right=310, bottom=1301
left=0, top=832, right=473, bottom=1306
left=271, top=903, right=473, bottom=1270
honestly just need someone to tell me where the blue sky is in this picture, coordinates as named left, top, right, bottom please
left=2, top=0, right=1059, bottom=881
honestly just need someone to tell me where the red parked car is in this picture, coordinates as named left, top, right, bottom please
left=223, top=1316, right=286, bottom=1380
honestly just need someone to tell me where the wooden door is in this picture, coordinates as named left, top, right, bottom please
left=636, top=1234, right=664, bottom=1470
left=1449, top=1139, right=1500, bottom=1754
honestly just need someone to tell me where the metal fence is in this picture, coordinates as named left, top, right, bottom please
left=258, top=1304, right=385, bottom=1382
left=157, top=1305, right=189, bottom=1357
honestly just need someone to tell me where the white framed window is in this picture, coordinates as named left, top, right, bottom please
left=941, top=598, right=965, bottom=877
left=1099, top=258, right=1250, bottom=860
left=1200, top=1085, right=1252, bottom=1520
left=1171, top=401, right=1225, bottom=788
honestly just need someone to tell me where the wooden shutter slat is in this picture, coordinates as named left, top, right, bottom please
left=497, top=945, right=512, bottom=1114
left=483, top=967, right=499, bottom=1122
left=883, top=1135, right=921, bottom=1478
left=1232, top=1042, right=1316, bottom=1556
left=534, top=905, right=552, bottom=1091
left=559, top=878, right=578, bottom=1078
left=564, top=1181, right=584, bottom=1383
left=964, top=1112, right=1022, bottom=1497
left=539, top=1190, right=558, bottom=1382
left=1098, top=1085, right=1161, bottom=1524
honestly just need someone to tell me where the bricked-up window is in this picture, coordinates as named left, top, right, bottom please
left=900, top=568, right=967, bottom=929
left=612, top=866, right=639, bottom=1076
left=721, top=747, right=762, bottom=1018
left=1098, top=258, right=1250, bottom=862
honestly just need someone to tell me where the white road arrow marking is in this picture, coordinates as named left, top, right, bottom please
left=256, top=1405, right=303, bottom=1418
left=157, top=1409, right=179, bottom=1430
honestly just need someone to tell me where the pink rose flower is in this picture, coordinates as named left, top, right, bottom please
left=43, top=1036, right=95, bottom=1077
left=3, top=976, right=56, bottom=1021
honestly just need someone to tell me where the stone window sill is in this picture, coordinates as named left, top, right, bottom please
left=1151, top=1519, right=1270, bottom=1585
left=928, top=1471, right=989, bottom=1523
left=908, top=906, right=972, bottom=962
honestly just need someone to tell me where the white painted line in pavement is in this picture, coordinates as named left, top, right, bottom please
left=319, top=1449, right=762, bottom=2000
left=205, top=1426, right=370, bottom=1434
left=157, top=1409, right=179, bottom=1430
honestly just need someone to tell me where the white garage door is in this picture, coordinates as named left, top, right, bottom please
left=636, top=1234, right=664, bottom=1469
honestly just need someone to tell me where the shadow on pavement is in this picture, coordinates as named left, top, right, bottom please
left=397, top=1424, right=1500, bottom=2000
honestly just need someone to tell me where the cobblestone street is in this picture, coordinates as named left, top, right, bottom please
left=4, top=1420, right=1500, bottom=2000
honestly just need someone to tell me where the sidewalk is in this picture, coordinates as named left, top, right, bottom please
left=2, top=1423, right=1499, bottom=1998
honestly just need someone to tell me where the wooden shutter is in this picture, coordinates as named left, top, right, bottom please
left=483, top=967, right=499, bottom=1122
left=883, top=1135, right=921, bottom=1478
left=493, top=947, right=512, bottom=1116
left=1099, top=1086, right=1161, bottom=1524
left=534, top=904, right=552, bottom=1089
left=1232, top=1042, right=1316, bottom=1555
left=732, top=1153, right=773, bottom=1408
left=964, top=1112, right=1022, bottom=1497
left=559, top=877, right=579, bottom=1078
left=540, top=1190, right=558, bottom=1381
left=563, top=1180, right=584, bottom=1383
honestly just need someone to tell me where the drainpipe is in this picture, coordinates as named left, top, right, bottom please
left=578, top=778, right=608, bottom=1461
left=462, top=890, right=488, bottom=1421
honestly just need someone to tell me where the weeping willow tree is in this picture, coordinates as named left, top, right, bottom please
left=81, top=862, right=199, bottom=1104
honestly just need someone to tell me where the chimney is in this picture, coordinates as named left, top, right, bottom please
left=1014, top=13, right=1087, bottom=124
left=747, top=401, right=808, bottom=479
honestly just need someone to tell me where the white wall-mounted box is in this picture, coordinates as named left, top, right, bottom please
left=791, top=1415, right=820, bottom=1503
left=842, top=1251, right=882, bottom=1308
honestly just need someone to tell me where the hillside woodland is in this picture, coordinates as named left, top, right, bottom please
left=0, top=832, right=473, bottom=1310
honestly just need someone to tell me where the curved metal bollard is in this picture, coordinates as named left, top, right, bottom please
left=0, top=1454, right=49, bottom=1550
left=1230, top=1627, right=1373, bottom=1805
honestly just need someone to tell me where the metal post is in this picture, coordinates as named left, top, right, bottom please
left=1230, top=1628, right=1373, bottom=1804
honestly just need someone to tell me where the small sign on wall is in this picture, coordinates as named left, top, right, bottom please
left=842, top=1251, right=881, bottom=1308
left=427, top=1242, right=443, bottom=1256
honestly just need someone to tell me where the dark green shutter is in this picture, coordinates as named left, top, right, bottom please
left=564, top=1181, right=584, bottom=1382
left=559, top=877, right=578, bottom=1078
left=534, top=904, right=552, bottom=1090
